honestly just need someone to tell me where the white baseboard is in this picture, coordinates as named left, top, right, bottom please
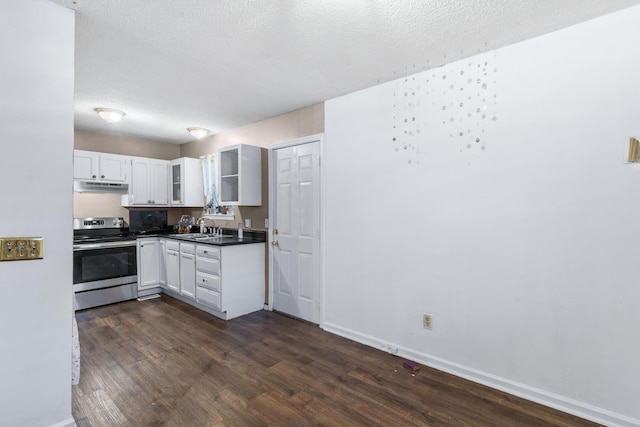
left=49, top=416, right=76, bottom=427
left=322, top=322, right=640, bottom=427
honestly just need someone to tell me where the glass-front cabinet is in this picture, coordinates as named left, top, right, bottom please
left=218, top=144, right=261, bottom=206
left=170, top=157, right=204, bottom=207
left=171, top=162, right=182, bottom=204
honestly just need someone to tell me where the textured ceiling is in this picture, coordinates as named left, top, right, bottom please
left=50, top=0, right=640, bottom=144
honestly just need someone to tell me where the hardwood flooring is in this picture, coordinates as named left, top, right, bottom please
left=73, top=296, right=598, bottom=426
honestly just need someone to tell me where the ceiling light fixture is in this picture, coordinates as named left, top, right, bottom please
left=188, top=127, right=209, bottom=139
left=95, top=108, right=126, bottom=123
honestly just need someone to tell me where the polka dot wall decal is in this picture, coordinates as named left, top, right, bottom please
left=389, top=48, right=498, bottom=166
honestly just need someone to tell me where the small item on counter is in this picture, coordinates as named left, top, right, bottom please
left=178, top=215, right=194, bottom=234
left=238, top=222, right=243, bottom=239
left=199, top=219, right=205, bottom=234
left=403, top=360, right=420, bottom=372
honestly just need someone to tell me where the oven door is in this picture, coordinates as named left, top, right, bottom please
left=73, top=242, right=137, bottom=290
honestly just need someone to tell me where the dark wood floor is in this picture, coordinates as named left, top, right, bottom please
left=73, top=296, right=598, bottom=427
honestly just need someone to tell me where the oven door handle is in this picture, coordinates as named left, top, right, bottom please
left=73, top=240, right=137, bottom=251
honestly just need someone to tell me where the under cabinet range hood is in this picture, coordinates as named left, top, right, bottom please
left=73, top=180, right=129, bottom=194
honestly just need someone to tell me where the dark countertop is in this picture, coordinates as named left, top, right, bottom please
left=136, top=229, right=267, bottom=247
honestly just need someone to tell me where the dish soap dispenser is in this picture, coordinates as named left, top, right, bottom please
left=237, top=222, right=243, bottom=239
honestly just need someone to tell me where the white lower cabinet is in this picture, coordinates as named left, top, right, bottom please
left=166, top=240, right=180, bottom=293
left=196, top=245, right=221, bottom=309
left=137, top=237, right=265, bottom=320
left=179, top=243, right=196, bottom=299
left=138, top=238, right=160, bottom=289
left=158, top=239, right=167, bottom=288
left=194, top=243, right=265, bottom=320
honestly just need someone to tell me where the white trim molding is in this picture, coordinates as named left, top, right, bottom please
left=322, top=322, right=640, bottom=427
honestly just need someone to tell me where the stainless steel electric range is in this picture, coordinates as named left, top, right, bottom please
left=73, top=217, right=137, bottom=310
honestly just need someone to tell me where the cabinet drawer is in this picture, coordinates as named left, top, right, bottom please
left=196, top=245, right=220, bottom=259
left=180, top=242, right=195, bottom=254
left=196, top=257, right=220, bottom=275
left=196, top=271, right=220, bottom=292
left=166, top=240, right=180, bottom=251
left=196, top=286, right=221, bottom=310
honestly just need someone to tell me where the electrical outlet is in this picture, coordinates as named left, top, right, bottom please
left=264, top=218, right=269, bottom=228
left=244, top=218, right=251, bottom=228
left=0, top=237, right=43, bottom=261
left=423, top=314, right=433, bottom=330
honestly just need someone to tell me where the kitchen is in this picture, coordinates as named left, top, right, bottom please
left=3, top=1, right=640, bottom=427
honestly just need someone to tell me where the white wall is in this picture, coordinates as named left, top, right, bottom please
left=325, top=6, right=640, bottom=426
left=0, top=1, right=75, bottom=426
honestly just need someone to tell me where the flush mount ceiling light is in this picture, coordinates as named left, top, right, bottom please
left=188, top=127, right=209, bottom=139
left=95, top=108, right=125, bottom=123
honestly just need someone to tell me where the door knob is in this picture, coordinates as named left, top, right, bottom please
left=271, top=240, right=279, bottom=247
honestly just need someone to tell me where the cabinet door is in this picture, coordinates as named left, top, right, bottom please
left=180, top=252, right=196, bottom=299
left=218, top=144, right=261, bottom=206
left=130, top=158, right=151, bottom=205
left=99, top=154, right=128, bottom=182
left=170, top=161, right=183, bottom=205
left=150, top=160, right=168, bottom=205
left=138, top=239, right=159, bottom=289
left=166, top=249, right=180, bottom=292
left=181, top=157, right=204, bottom=206
left=73, top=150, right=98, bottom=180
left=158, top=240, right=167, bottom=288
left=127, top=158, right=168, bottom=206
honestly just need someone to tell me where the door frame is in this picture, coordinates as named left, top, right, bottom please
left=267, top=133, right=325, bottom=327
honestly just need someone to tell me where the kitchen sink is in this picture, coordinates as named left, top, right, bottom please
left=194, top=234, right=234, bottom=240
left=166, top=233, right=234, bottom=242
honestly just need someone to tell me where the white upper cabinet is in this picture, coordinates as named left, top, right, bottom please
left=219, top=144, right=262, bottom=206
left=170, top=157, right=204, bottom=207
left=123, top=156, right=169, bottom=206
left=74, top=150, right=129, bottom=183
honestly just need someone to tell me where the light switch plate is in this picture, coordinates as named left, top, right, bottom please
left=0, top=237, right=44, bottom=261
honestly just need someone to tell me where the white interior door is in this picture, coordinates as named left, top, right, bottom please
left=271, top=139, right=321, bottom=323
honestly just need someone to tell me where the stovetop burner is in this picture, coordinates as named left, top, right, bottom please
left=73, top=234, right=136, bottom=244
left=73, top=217, right=135, bottom=244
